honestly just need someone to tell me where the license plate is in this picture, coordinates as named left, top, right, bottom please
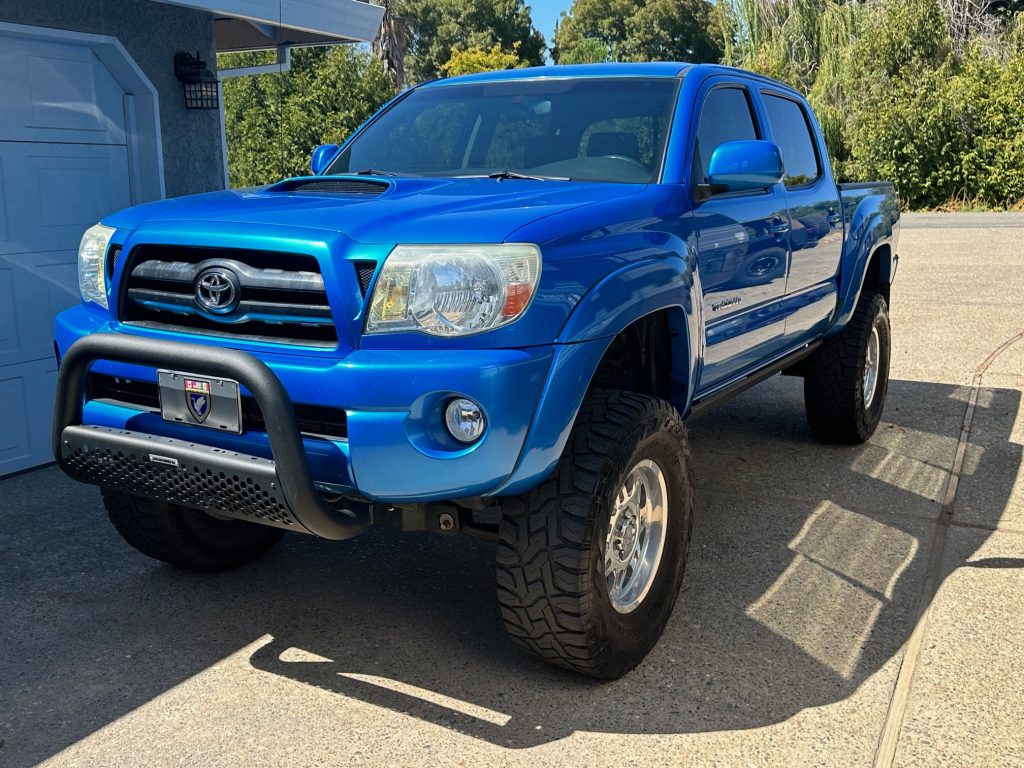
left=157, top=370, right=242, bottom=433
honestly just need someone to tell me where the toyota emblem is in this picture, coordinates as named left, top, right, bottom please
left=194, top=268, right=240, bottom=314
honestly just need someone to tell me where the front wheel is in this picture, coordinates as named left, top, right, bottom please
left=496, top=389, right=693, bottom=678
left=103, top=489, right=284, bottom=572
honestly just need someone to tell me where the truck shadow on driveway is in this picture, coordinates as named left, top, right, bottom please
left=244, top=375, right=1022, bottom=747
left=1, top=376, right=1020, bottom=760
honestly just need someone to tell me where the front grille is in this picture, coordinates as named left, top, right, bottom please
left=89, top=373, right=348, bottom=440
left=119, top=245, right=336, bottom=347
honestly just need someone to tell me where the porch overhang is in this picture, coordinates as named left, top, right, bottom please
left=154, top=0, right=384, bottom=50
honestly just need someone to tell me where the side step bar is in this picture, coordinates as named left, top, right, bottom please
left=686, top=340, right=821, bottom=421
left=52, top=334, right=368, bottom=540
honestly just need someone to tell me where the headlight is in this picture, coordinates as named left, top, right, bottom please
left=78, top=223, right=116, bottom=309
left=366, top=244, right=541, bottom=336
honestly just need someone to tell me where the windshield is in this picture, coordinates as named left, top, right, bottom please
left=327, top=77, right=679, bottom=184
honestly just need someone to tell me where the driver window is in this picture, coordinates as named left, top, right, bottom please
left=380, top=102, right=472, bottom=172
left=483, top=103, right=552, bottom=169
left=691, top=87, right=759, bottom=191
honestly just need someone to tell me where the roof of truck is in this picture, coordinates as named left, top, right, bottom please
left=424, top=62, right=694, bottom=87
left=421, top=62, right=800, bottom=96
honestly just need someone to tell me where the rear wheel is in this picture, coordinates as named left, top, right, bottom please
left=102, top=489, right=284, bottom=572
left=803, top=291, right=891, bottom=443
left=496, top=389, right=693, bottom=678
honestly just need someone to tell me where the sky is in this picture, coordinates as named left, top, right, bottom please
left=529, top=0, right=572, bottom=58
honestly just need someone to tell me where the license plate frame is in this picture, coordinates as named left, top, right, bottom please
left=157, top=370, right=243, bottom=434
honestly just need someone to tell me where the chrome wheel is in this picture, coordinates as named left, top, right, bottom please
left=863, top=325, right=880, bottom=408
left=604, top=459, right=668, bottom=614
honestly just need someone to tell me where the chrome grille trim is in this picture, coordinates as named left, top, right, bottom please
left=119, top=246, right=337, bottom=347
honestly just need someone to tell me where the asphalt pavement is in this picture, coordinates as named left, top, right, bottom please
left=1, top=212, right=1021, bottom=767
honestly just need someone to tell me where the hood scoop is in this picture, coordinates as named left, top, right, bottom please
left=268, top=177, right=390, bottom=197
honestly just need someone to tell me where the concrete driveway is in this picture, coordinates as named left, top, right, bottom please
left=1, top=213, right=1022, bottom=767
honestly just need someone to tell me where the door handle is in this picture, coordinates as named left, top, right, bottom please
left=770, top=218, right=790, bottom=236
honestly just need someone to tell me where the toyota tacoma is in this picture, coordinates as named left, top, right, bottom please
left=53, top=63, right=899, bottom=678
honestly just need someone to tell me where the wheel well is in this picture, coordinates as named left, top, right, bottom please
left=863, top=245, right=892, bottom=305
left=589, top=309, right=688, bottom=407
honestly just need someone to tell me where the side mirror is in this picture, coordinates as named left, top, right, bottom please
left=706, top=140, right=784, bottom=194
left=310, top=144, right=340, bottom=175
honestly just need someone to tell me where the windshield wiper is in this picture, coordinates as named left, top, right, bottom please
left=487, top=170, right=569, bottom=181
left=350, top=168, right=400, bottom=177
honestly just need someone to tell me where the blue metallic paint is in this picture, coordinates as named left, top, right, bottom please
left=55, top=308, right=555, bottom=501
left=707, top=140, right=785, bottom=191
left=55, top=63, right=899, bottom=504
left=831, top=186, right=899, bottom=333
left=310, top=143, right=341, bottom=175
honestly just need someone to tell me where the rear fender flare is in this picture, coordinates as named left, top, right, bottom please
left=832, top=197, right=898, bottom=333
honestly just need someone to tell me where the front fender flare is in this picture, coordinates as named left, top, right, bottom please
left=555, top=255, right=698, bottom=346
left=493, top=255, right=700, bottom=496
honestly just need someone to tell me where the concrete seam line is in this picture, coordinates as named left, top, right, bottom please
left=872, top=328, right=1024, bottom=768
left=951, top=519, right=1024, bottom=537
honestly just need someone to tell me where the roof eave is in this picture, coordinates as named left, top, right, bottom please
left=152, top=0, right=384, bottom=47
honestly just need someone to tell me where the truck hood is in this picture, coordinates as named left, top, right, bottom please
left=103, top=176, right=642, bottom=244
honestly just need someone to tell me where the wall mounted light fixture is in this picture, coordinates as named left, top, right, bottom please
left=174, top=51, right=219, bottom=110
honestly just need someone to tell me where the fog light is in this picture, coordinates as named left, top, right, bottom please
left=445, top=398, right=486, bottom=443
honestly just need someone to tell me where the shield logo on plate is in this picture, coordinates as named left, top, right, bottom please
left=184, top=378, right=212, bottom=423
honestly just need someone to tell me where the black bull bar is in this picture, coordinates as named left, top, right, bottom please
left=52, top=334, right=369, bottom=540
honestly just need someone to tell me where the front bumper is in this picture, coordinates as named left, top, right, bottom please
left=54, top=306, right=557, bottom=505
left=54, top=334, right=368, bottom=539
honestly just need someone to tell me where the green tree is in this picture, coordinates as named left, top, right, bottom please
left=840, top=0, right=966, bottom=207
left=622, top=0, right=723, bottom=62
left=558, top=37, right=610, bottom=64
left=372, top=0, right=408, bottom=89
left=720, top=0, right=1024, bottom=208
left=441, top=43, right=526, bottom=77
left=221, top=46, right=395, bottom=187
left=553, top=0, right=643, bottom=62
left=554, top=0, right=720, bottom=63
left=401, top=0, right=545, bottom=83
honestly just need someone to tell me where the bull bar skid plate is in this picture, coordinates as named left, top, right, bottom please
left=52, top=334, right=368, bottom=540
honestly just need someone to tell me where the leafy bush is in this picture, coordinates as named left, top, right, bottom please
left=719, top=0, right=1024, bottom=209
left=955, top=34, right=1024, bottom=207
left=221, top=46, right=395, bottom=187
left=441, top=43, right=526, bottom=76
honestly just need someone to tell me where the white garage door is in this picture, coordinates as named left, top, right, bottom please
left=0, top=32, right=133, bottom=475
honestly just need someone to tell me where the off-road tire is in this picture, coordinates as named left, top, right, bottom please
left=102, top=489, right=284, bottom=572
left=803, top=291, right=891, bottom=443
left=496, top=389, right=693, bottom=678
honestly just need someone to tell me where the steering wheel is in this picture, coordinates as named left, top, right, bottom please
left=598, top=155, right=650, bottom=172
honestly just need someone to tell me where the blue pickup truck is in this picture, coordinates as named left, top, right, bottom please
left=54, top=62, right=898, bottom=678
